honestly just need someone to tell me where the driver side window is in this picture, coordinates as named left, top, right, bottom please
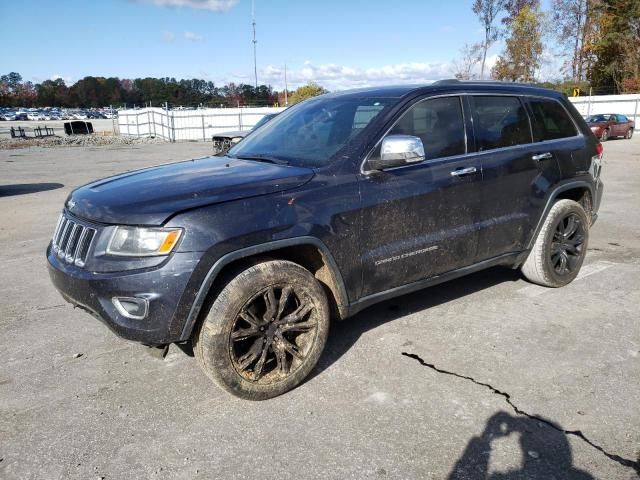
left=387, top=96, right=466, bottom=160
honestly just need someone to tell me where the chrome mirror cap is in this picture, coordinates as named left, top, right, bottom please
left=367, top=135, right=425, bottom=171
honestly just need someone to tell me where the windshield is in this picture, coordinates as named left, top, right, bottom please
left=227, top=95, right=396, bottom=167
left=252, top=114, right=276, bottom=130
left=586, top=115, right=608, bottom=122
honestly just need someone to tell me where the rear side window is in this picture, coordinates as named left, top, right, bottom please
left=528, top=98, right=578, bottom=141
left=388, top=96, right=466, bottom=159
left=616, top=114, right=629, bottom=122
left=470, top=96, right=532, bottom=151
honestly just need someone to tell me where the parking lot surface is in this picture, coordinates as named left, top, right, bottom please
left=1, top=139, right=638, bottom=479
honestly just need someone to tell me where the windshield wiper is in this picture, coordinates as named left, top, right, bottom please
left=226, top=154, right=288, bottom=165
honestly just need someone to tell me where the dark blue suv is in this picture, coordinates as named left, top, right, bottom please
left=48, top=81, right=604, bottom=399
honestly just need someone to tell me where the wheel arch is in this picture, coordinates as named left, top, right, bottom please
left=179, top=237, right=350, bottom=341
left=525, top=181, right=595, bottom=252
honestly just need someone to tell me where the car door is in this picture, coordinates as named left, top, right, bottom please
left=607, top=114, right=622, bottom=136
left=357, top=95, right=482, bottom=298
left=469, top=95, right=564, bottom=261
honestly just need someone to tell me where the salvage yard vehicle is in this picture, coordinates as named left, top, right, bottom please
left=585, top=113, right=635, bottom=141
left=48, top=80, right=604, bottom=400
left=212, top=113, right=278, bottom=155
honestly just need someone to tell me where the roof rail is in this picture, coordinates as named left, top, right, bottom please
left=432, top=78, right=539, bottom=87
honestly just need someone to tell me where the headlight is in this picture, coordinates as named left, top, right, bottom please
left=106, top=227, right=182, bottom=257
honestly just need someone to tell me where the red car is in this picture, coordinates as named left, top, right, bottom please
left=585, top=114, right=635, bottom=141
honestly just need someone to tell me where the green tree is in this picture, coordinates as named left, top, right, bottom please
left=289, top=83, right=328, bottom=105
left=492, top=4, right=545, bottom=81
left=588, top=0, right=640, bottom=93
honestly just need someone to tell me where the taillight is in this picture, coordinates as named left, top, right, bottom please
left=595, top=143, right=603, bottom=158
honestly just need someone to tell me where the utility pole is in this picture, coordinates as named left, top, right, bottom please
left=284, top=64, right=288, bottom=106
left=252, top=0, right=258, bottom=88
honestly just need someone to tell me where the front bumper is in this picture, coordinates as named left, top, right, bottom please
left=47, top=244, right=203, bottom=345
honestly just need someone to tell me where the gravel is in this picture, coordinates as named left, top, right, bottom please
left=0, top=135, right=167, bottom=149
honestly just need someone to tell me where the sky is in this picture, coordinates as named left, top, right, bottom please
left=0, top=0, right=561, bottom=91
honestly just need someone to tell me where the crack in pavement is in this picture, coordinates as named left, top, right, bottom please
left=402, top=352, right=640, bottom=476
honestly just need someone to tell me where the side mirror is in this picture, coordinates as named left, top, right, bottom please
left=367, top=135, right=425, bottom=171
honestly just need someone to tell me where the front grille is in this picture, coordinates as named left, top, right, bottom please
left=51, top=213, right=97, bottom=267
left=212, top=137, right=233, bottom=155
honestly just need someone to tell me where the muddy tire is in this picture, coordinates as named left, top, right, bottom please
left=521, top=199, right=589, bottom=287
left=193, top=260, right=330, bottom=400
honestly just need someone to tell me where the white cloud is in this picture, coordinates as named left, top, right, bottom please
left=135, top=0, right=238, bottom=11
left=183, top=31, right=204, bottom=42
left=162, top=31, right=176, bottom=42
left=257, top=61, right=455, bottom=91
left=50, top=74, right=73, bottom=84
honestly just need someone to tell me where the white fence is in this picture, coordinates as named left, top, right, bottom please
left=117, top=106, right=285, bottom=141
left=117, top=95, right=640, bottom=141
left=569, top=94, right=640, bottom=131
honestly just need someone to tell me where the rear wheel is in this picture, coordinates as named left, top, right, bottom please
left=601, top=128, right=610, bottom=141
left=521, top=199, right=589, bottom=287
left=626, top=128, right=634, bottom=139
left=194, top=260, right=330, bottom=400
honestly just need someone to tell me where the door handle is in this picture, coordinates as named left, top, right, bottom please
left=532, top=152, right=553, bottom=161
left=450, top=166, right=477, bottom=177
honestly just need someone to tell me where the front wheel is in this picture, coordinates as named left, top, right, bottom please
left=601, top=128, right=609, bottom=141
left=626, top=128, right=634, bottom=139
left=194, top=260, right=330, bottom=400
left=521, top=199, right=589, bottom=287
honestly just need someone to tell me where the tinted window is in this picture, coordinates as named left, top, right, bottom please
left=387, top=96, right=466, bottom=159
left=528, top=98, right=577, bottom=141
left=616, top=114, right=628, bottom=122
left=470, top=96, right=531, bottom=150
left=228, top=96, right=394, bottom=167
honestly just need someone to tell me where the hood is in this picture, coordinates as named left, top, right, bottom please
left=66, top=156, right=314, bottom=225
left=213, top=130, right=247, bottom=139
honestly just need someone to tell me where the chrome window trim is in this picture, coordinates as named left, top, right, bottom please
left=360, top=92, right=584, bottom=175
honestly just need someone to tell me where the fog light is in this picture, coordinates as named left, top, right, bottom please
left=113, top=297, right=148, bottom=320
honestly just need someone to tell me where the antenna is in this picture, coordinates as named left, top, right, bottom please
left=252, top=0, right=258, bottom=88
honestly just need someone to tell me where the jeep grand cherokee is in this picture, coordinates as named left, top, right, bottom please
left=48, top=80, right=604, bottom=400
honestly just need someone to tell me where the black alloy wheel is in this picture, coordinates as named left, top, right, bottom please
left=549, top=213, right=586, bottom=276
left=230, top=285, right=318, bottom=383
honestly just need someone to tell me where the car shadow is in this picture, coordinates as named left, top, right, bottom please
left=312, top=266, right=521, bottom=378
left=0, top=182, right=64, bottom=197
left=447, top=411, right=594, bottom=479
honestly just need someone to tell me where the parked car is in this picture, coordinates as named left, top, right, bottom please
left=212, top=113, right=278, bottom=155
left=585, top=114, right=634, bottom=141
left=48, top=81, right=604, bottom=400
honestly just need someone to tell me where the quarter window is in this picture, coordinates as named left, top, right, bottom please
left=470, top=96, right=532, bottom=150
left=528, top=98, right=578, bottom=141
left=387, top=96, right=466, bottom=160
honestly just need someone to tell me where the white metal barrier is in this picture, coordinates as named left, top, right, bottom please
left=569, top=94, right=640, bottom=131
left=117, top=106, right=285, bottom=141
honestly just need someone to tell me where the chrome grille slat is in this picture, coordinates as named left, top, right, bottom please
left=51, top=212, right=97, bottom=267
left=64, top=224, right=80, bottom=261
left=54, top=217, right=68, bottom=250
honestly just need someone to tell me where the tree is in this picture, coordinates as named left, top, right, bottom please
left=492, top=4, right=545, bottom=81
left=288, top=83, right=328, bottom=105
left=588, top=0, right=640, bottom=93
left=502, top=0, right=539, bottom=25
left=552, top=0, right=595, bottom=81
left=473, top=0, right=507, bottom=79
left=453, top=43, right=483, bottom=80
